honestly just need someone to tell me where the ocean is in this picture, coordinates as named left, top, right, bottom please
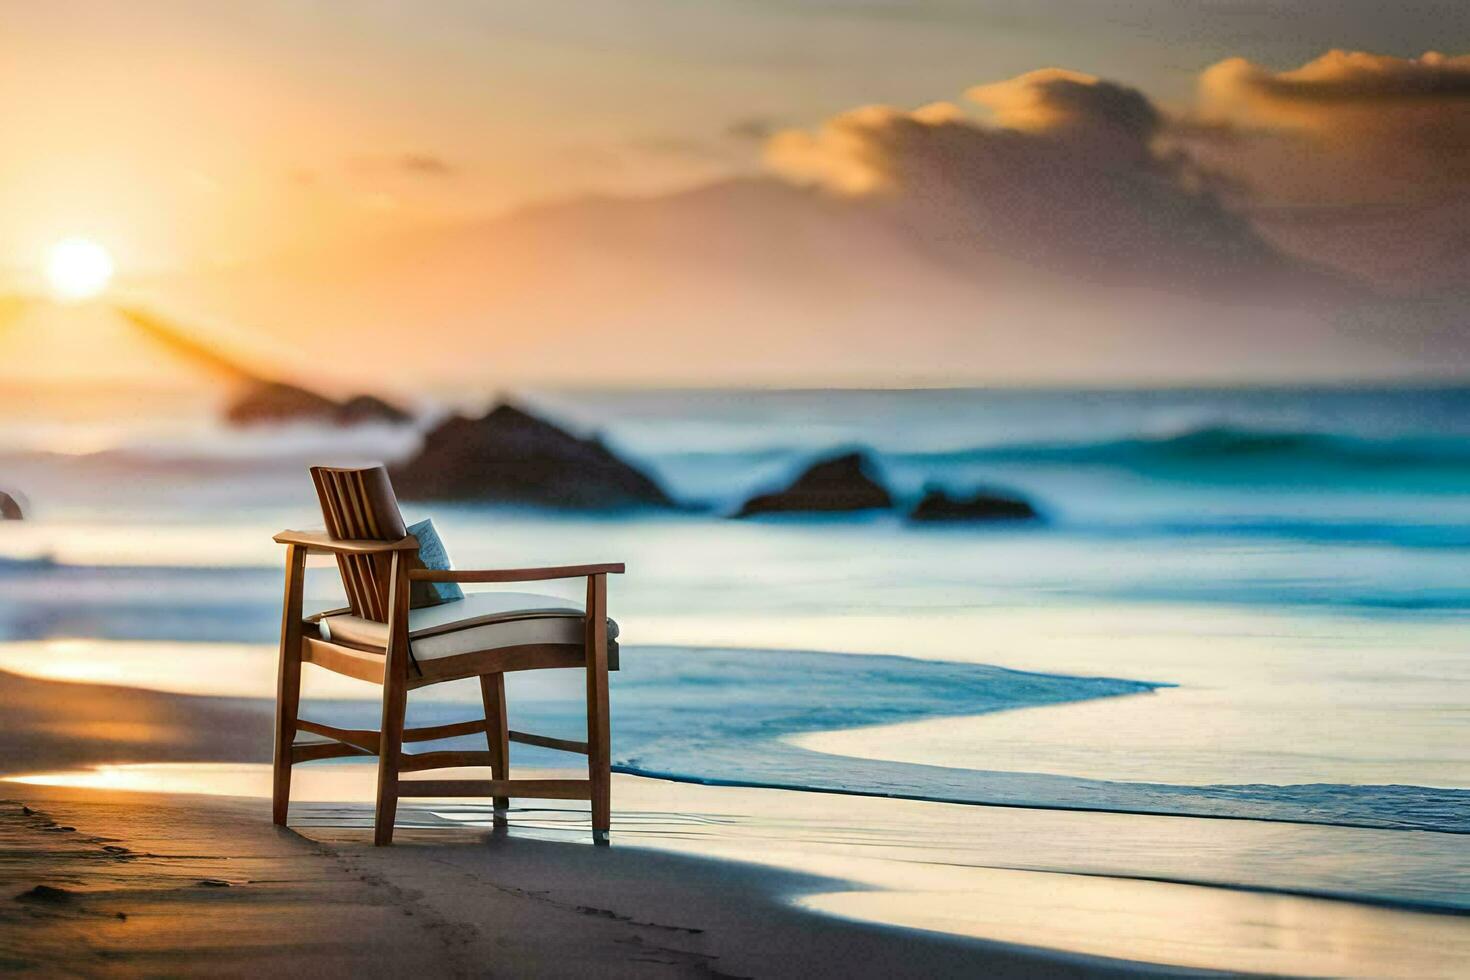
left=2, top=383, right=1467, bottom=910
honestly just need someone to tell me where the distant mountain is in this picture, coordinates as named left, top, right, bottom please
left=159, top=174, right=1419, bottom=387
left=0, top=299, right=408, bottom=427
left=224, top=382, right=411, bottom=427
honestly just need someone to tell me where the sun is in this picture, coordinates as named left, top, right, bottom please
left=45, top=238, right=115, bottom=302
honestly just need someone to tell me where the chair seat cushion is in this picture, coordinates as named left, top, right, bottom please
left=318, top=591, right=619, bottom=662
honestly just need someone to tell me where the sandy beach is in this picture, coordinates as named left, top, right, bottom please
left=3, top=668, right=1468, bottom=978
left=0, top=671, right=1156, bottom=978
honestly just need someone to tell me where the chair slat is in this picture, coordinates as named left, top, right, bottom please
left=334, top=470, right=367, bottom=535
left=295, top=719, right=382, bottom=753
left=292, top=741, right=372, bottom=763
left=309, top=465, right=408, bottom=623
left=405, top=719, right=488, bottom=742
left=396, top=750, right=503, bottom=772
left=312, top=468, right=368, bottom=618
left=294, top=717, right=496, bottom=751
left=354, top=471, right=382, bottom=537
left=395, top=778, right=593, bottom=799
left=301, top=636, right=387, bottom=684
left=508, top=730, right=589, bottom=755
left=353, top=554, right=383, bottom=621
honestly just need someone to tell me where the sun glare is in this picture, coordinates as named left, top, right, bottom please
left=45, top=237, right=115, bottom=302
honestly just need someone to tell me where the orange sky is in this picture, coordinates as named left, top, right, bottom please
left=3, top=3, right=1469, bottom=386
left=2, top=2, right=1464, bottom=274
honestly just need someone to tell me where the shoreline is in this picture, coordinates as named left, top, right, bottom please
left=3, top=670, right=1469, bottom=976
left=614, top=762, right=1470, bottom=838
left=7, top=634, right=1467, bottom=838
left=0, top=668, right=1157, bottom=977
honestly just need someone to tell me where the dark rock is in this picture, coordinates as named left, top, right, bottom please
left=224, top=381, right=410, bottom=427
left=0, top=491, right=21, bottom=520
left=734, top=451, right=892, bottom=517
left=908, top=485, right=1041, bottom=523
left=16, top=885, right=75, bottom=904
left=389, top=403, right=674, bottom=509
left=337, top=394, right=411, bottom=426
left=224, top=381, right=339, bottom=426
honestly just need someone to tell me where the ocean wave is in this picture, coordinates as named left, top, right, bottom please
left=303, top=646, right=1470, bottom=840
left=294, top=646, right=1469, bottom=911
left=606, top=648, right=1469, bottom=842
left=900, top=425, right=1470, bottom=474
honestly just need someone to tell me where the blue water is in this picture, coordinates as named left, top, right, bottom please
left=2, top=383, right=1468, bottom=909
left=286, top=647, right=1469, bottom=841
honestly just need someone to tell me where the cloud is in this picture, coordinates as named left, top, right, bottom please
left=1182, top=50, right=1470, bottom=285
left=727, top=116, right=783, bottom=142
left=968, top=68, right=1161, bottom=163
left=398, top=153, right=456, bottom=177
left=1193, top=51, right=1470, bottom=198
left=765, top=51, right=1470, bottom=290
left=338, top=153, right=458, bottom=179
left=1202, top=50, right=1470, bottom=108
left=762, top=71, right=1307, bottom=295
left=765, top=70, right=1169, bottom=196
left=764, top=101, right=969, bottom=195
left=365, top=153, right=457, bottom=178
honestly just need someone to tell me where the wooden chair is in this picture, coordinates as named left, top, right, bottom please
left=271, top=464, right=623, bottom=845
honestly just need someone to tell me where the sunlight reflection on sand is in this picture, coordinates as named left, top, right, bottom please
left=7, top=762, right=1468, bottom=978
left=0, top=640, right=365, bottom=699
left=6, top=762, right=368, bottom=799
left=801, top=873, right=1470, bottom=978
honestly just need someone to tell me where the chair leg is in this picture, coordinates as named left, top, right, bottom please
left=375, top=550, right=414, bottom=847
left=374, top=672, right=408, bottom=846
left=272, top=544, right=306, bottom=827
left=587, top=670, right=610, bottom=843
left=585, top=574, right=611, bottom=843
left=271, top=647, right=302, bottom=826
left=479, top=673, right=510, bottom=820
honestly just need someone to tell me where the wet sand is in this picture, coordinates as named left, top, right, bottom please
left=0, top=667, right=272, bottom=770
left=3, top=670, right=1469, bottom=978
left=2, top=785, right=1179, bottom=979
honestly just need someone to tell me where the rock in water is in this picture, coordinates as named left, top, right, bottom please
left=337, top=394, right=412, bottom=426
left=390, top=403, right=674, bottom=509
left=224, top=381, right=340, bottom=425
left=225, top=382, right=411, bottom=427
left=735, top=451, right=892, bottom=517
left=0, top=491, right=22, bottom=520
left=908, top=485, right=1041, bottom=522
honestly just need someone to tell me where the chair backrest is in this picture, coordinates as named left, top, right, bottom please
left=310, top=465, right=409, bottom=623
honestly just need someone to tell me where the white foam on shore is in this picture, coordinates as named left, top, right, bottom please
left=777, top=606, right=1470, bottom=789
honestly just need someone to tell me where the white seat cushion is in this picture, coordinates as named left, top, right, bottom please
left=318, top=591, right=618, bottom=662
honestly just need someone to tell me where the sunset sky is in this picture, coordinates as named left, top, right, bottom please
left=3, top=1, right=1469, bottom=387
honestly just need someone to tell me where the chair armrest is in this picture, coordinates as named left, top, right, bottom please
left=273, top=529, right=420, bottom=555
left=407, top=563, right=626, bottom=583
